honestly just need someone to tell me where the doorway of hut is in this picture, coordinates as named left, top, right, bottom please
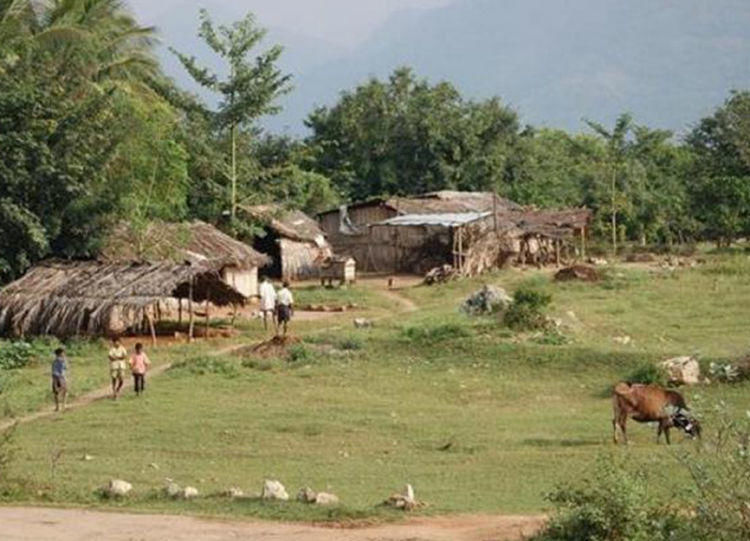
left=253, top=229, right=282, bottom=278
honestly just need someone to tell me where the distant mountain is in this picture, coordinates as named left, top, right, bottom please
left=157, top=0, right=750, bottom=136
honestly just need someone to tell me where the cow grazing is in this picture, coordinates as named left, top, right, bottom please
left=612, top=382, right=701, bottom=444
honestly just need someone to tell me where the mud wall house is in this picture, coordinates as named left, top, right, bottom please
left=317, top=191, right=522, bottom=272
left=101, top=221, right=270, bottom=298
left=239, top=204, right=332, bottom=281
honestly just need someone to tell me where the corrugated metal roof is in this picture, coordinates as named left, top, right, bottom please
left=375, top=212, right=491, bottom=227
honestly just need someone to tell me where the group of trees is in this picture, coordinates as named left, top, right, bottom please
left=1, top=1, right=749, bottom=283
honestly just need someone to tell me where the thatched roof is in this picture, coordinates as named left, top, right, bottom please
left=101, top=221, right=270, bottom=269
left=239, top=204, right=327, bottom=244
left=319, top=191, right=522, bottom=218
left=0, top=260, right=245, bottom=338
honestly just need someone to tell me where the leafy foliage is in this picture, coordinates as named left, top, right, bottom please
left=625, top=362, right=666, bottom=385
left=504, top=287, right=552, bottom=331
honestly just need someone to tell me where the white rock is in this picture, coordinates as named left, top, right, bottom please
left=403, top=484, right=415, bottom=503
left=613, top=335, right=632, bottom=346
left=165, top=482, right=182, bottom=498
left=661, top=356, right=701, bottom=385
left=315, top=492, right=340, bottom=505
left=297, top=487, right=317, bottom=503
left=82, top=454, right=94, bottom=461
left=226, top=487, right=244, bottom=498
left=107, top=479, right=132, bottom=497
left=261, top=480, right=289, bottom=501
left=353, top=318, right=373, bottom=328
left=182, top=486, right=199, bottom=499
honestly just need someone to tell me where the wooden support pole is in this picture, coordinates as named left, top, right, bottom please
left=457, top=226, right=463, bottom=273
left=204, top=295, right=211, bottom=340
left=147, top=308, right=157, bottom=347
left=581, top=227, right=587, bottom=259
left=188, top=277, right=195, bottom=342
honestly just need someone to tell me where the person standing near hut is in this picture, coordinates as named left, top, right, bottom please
left=258, top=276, right=277, bottom=332
left=51, top=347, right=67, bottom=412
left=276, top=281, right=294, bottom=337
left=129, top=343, right=151, bottom=396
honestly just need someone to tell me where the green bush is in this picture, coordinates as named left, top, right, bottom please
left=533, top=455, right=682, bottom=541
left=287, top=344, right=312, bottom=363
left=504, top=287, right=552, bottom=330
left=338, top=337, right=363, bottom=351
left=625, top=362, right=666, bottom=385
left=401, top=323, right=471, bottom=343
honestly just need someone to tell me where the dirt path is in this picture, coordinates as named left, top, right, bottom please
left=0, top=507, right=545, bottom=541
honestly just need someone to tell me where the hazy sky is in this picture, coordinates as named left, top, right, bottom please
left=128, top=0, right=453, bottom=48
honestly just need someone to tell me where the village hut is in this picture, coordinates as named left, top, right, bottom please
left=0, top=259, right=245, bottom=339
left=239, top=204, right=332, bottom=280
left=318, top=191, right=521, bottom=272
left=101, top=221, right=270, bottom=298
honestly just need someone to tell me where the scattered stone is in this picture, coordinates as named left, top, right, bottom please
left=261, top=479, right=289, bottom=501
left=105, top=479, right=132, bottom=498
left=383, top=483, right=424, bottom=511
left=314, top=492, right=340, bottom=505
left=182, top=486, right=199, bottom=499
left=613, top=335, right=632, bottom=346
left=149, top=462, right=159, bottom=470
left=165, top=482, right=182, bottom=499
left=297, top=487, right=317, bottom=503
left=82, top=454, right=94, bottom=461
left=461, top=285, right=513, bottom=315
left=424, top=264, right=456, bottom=285
left=588, top=257, right=608, bottom=266
left=225, top=487, right=245, bottom=498
left=661, top=356, right=701, bottom=385
left=354, top=318, right=373, bottom=329
left=555, top=265, right=600, bottom=282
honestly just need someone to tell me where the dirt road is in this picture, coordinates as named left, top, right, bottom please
left=0, top=507, right=545, bottom=541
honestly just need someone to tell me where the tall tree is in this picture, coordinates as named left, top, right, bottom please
left=585, top=114, right=634, bottom=255
left=171, top=9, right=291, bottom=223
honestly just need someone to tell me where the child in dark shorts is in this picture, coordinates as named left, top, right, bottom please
left=51, top=347, right=67, bottom=412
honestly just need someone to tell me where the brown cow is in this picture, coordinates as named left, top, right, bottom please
left=612, top=382, right=701, bottom=444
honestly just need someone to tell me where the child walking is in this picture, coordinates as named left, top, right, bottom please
left=51, top=347, right=67, bottom=412
left=129, top=343, right=151, bottom=396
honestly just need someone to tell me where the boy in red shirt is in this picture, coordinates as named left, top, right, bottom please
left=129, top=343, right=151, bottom=396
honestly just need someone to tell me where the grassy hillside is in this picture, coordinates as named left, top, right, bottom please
left=1, top=257, right=749, bottom=521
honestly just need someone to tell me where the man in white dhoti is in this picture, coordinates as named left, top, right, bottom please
left=258, top=276, right=277, bottom=332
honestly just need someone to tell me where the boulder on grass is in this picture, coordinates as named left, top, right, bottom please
left=105, top=479, right=132, bottom=498
left=165, top=482, right=182, bottom=499
left=297, top=487, right=317, bottom=503
left=661, top=356, right=701, bottom=385
left=182, top=486, right=199, bottom=499
left=261, top=480, right=289, bottom=501
left=314, top=492, right=340, bottom=505
left=555, top=265, right=600, bottom=282
left=383, top=483, right=424, bottom=511
left=461, top=285, right=513, bottom=315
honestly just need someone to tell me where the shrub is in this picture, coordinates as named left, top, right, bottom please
left=0, top=342, right=34, bottom=370
left=287, top=344, right=312, bottom=363
left=625, top=362, right=666, bottom=385
left=504, top=287, right=552, bottom=330
left=401, top=323, right=471, bottom=343
left=338, top=337, right=363, bottom=351
left=532, top=455, right=682, bottom=541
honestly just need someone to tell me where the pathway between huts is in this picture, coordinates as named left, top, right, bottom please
left=0, top=282, right=420, bottom=432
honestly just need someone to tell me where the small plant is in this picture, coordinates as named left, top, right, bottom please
left=709, top=362, right=740, bottom=382
left=170, top=357, right=239, bottom=377
left=532, top=455, right=682, bottom=541
left=504, top=286, right=552, bottom=330
left=241, top=358, right=274, bottom=371
left=401, top=323, right=471, bottom=343
left=0, top=342, right=34, bottom=370
left=625, top=362, right=666, bottom=385
left=338, top=337, right=363, bottom=351
left=287, top=344, right=312, bottom=363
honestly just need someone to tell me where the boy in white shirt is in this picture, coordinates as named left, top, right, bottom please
left=276, top=281, right=294, bottom=337
left=258, top=276, right=277, bottom=332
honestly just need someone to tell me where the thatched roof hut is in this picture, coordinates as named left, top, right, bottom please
left=0, top=260, right=245, bottom=338
left=239, top=204, right=332, bottom=280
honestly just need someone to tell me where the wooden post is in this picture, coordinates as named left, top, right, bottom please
left=147, top=308, right=157, bottom=347
left=457, top=226, right=464, bottom=273
left=188, top=277, right=195, bottom=342
left=581, top=227, right=587, bottom=259
left=204, top=294, right=211, bottom=339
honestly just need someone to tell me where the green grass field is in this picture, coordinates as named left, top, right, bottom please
left=1, top=256, right=750, bottom=522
